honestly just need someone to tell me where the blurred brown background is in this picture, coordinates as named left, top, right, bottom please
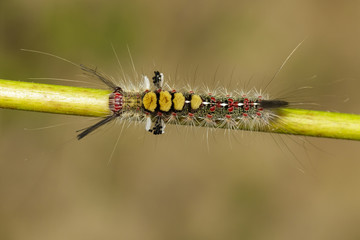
left=1, top=0, right=360, bottom=239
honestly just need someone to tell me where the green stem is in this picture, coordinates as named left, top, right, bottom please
left=272, top=108, right=360, bottom=140
left=0, top=79, right=111, bottom=117
left=1, top=79, right=359, bottom=141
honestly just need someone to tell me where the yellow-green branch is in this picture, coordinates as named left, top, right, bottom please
left=1, top=79, right=360, bottom=141
left=0, top=79, right=111, bottom=117
left=272, top=108, right=360, bottom=140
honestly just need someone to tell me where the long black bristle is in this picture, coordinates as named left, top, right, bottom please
left=80, top=64, right=118, bottom=89
left=259, top=100, right=289, bottom=109
left=77, top=115, right=117, bottom=140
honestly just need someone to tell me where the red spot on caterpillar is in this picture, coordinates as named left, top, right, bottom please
left=243, top=98, right=250, bottom=111
left=258, top=107, right=263, bottom=111
left=234, top=101, right=239, bottom=107
left=171, top=89, right=176, bottom=93
left=111, top=91, right=123, bottom=113
left=256, top=112, right=261, bottom=116
left=172, top=112, right=177, bottom=116
left=225, top=114, right=231, bottom=119
left=228, top=107, right=234, bottom=112
left=157, top=89, right=162, bottom=93
left=189, top=91, right=194, bottom=94
left=210, top=97, right=216, bottom=102
left=243, top=113, right=248, bottom=117
left=188, top=113, right=194, bottom=117
left=210, top=106, right=216, bottom=112
left=157, top=112, right=163, bottom=116
left=207, top=114, right=213, bottom=119
left=216, top=101, right=221, bottom=108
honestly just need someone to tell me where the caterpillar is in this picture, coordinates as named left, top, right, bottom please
left=20, top=46, right=302, bottom=141
left=77, top=66, right=289, bottom=140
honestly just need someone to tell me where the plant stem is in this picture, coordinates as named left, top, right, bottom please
left=1, top=79, right=359, bottom=141
left=0, top=79, right=111, bottom=117
left=272, top=108, right=360, bottom=140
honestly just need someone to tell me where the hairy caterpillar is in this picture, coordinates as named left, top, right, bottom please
left=77, top=66, right=289, bottom=140
left=21, top=43, right=304, bottom=141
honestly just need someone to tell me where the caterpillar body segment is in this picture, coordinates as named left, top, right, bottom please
left=77, top=70, right=288, bottom=139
